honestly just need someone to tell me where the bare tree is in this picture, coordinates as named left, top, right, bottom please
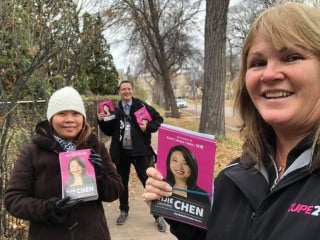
left=199, top=0, right=230, bottom=135
left=0, top=0, right=111, bottom=236
left=227, top=1, right=257, bottom=81
left=103, top=0, right=203, bottom=117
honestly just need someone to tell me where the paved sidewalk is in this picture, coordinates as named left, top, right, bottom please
left=103, top=174, right=177, bottom=240
left=103, top=133, right=177, bottom=240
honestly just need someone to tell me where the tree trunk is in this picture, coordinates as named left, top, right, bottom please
left=162, top=73, right=180, bottom=117
left=199, top=0, right=229, bottom=136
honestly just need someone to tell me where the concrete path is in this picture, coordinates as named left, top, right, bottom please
left=103, top=174, right=177, bottom=240
left=103, top=133, right=177, bottom=240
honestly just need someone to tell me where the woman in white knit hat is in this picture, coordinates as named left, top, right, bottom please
left=4, top=86, right=124, bottom=240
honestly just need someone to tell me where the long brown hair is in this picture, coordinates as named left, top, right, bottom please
left=76, top=120, right=92, bottom=147
left=234, top=3, right=320, bottom=168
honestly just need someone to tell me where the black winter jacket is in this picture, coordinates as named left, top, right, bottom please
left=206, top=134, right=320, bottom=240
left=167, top=134, right=320, bottom=240
left=98, top=97, right=163, bottom=164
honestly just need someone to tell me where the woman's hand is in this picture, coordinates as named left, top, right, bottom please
left=89, top=149, right=105, bottom=178
left=143, top=167, right=172, bottom=207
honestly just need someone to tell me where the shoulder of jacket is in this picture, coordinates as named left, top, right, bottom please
left=222, top=157, right=255, bottom=172
left=32, top=133, right=57, bottom=151
left=222, top=157, right=241, bottom=171
left=223, top=162, right=240, bottom=170
left=132, top=97, right=145, bottom=105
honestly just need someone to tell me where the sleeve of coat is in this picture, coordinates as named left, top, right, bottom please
left=144, top=103, right=164, bottom=133
left=4, top=146, right=49, bottom=222
left=97, top=107, right=120, bottom=136
left=97, top=117, right=117, bottom=136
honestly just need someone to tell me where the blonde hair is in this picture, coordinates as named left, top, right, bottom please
left=234, top=3, right=320, bottom=167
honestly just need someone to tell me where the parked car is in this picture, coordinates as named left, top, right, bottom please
left=176, top=98, right=188, bottom=108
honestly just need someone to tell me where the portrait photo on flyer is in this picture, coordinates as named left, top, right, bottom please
left=59, top=149, right=98, bottom=203
left=134, top=105, right=152, bottom=125
left=150, top=124, right=216, bottom=229
left=98, top=99, right=116, bottom=121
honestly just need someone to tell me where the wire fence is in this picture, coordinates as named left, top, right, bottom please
left=0, top=99, right=110, bottom=239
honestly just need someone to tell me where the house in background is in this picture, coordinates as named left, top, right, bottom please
left=134, top=69, right=203, bottom=104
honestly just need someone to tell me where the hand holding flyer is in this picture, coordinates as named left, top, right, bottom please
left=150, top=124, right=216, bottom=229
left=134, top=106, right=152, bottom=125
left=98, top=99, right=116, bottom=121
left=59, top=149, right=98, bottom=203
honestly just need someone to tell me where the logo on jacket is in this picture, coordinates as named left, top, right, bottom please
left=288, top=203, right=320, bottom=216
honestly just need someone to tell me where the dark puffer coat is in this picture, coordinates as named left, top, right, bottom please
left=4, top=120, right=124, bottom=240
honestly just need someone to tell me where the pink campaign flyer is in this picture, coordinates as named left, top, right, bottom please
left=98, top=99, right=115, bottom=114
left=151, top=124, right=216, bottom=229
left=98, top=99, right=116, bottom=121
left=59, top=149, right=98, bottom=202
left=134, top=106, right=152, bottom=125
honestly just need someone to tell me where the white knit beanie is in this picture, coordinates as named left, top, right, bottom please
left=46, top=86, right=86, bottom=120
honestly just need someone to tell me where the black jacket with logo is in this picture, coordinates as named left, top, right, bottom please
left=206, top=134, right=320, bottom=240
left=167, top=134, right=320, bottom=240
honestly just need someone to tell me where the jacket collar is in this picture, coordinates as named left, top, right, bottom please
left=224, top=161, right=269, bottom=211
left=33, top=120, right=59, bottom=151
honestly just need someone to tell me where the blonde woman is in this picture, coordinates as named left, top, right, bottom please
left=144, top=3, right=320, bottom=240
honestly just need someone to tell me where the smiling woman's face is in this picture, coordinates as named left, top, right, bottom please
left=245, top=33, right=320, bottom=132
left=169, top=151, right=191, bottom=183
left=51, top=110, right=84, bottom=140
left=69, top=160, right=83, bottom=175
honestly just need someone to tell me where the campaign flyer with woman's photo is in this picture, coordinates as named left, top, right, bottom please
left=151, top=124, right=216, bottom=229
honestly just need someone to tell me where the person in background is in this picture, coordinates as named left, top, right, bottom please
left=4, top=86, right=123, bottom=240
left=97, top=80, right=167, bottom=232
left=143, top=3, right=320, bottom=240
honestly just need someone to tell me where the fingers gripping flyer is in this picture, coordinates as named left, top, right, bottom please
left=151, top=124, right=216, bottom=229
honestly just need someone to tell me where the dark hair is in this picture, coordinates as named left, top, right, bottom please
left=76, top=120, right=92, bottom=147
left=68, top=156, right=87, bottom=181
left=103, top=103, right=111, bottom=113
left=166, top=145, right=198, bottom=188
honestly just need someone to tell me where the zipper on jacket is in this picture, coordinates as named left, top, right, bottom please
left=249, top=212, right=256, bottom=227
left=270, top=177, right=279, bottom=191
left=270, top=159, right=281, bottom=191
left=68, top=222, right=78, bottom=231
